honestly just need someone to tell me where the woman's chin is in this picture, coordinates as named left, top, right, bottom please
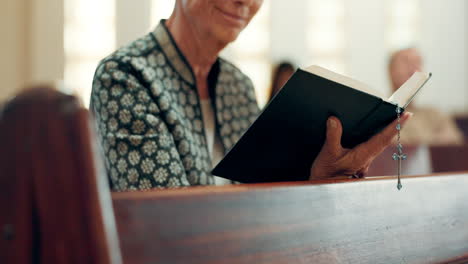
left=214, top=28, right=243, bottom=44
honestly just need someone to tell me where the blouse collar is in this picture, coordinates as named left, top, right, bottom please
left=152, top=20, right=196, bottom=85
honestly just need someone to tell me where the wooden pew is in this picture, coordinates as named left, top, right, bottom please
left=113, top=174, right=468, bottom=264
left=367, top=144, right=468, bottom=177
left=367, top=145, right=432, bottom=176
left=0, top=87, right=122, bottom=264
left=430, top=145, right=468, bottom=173
left=2, top=88, right=468, bottom=264
left=455, top=115, right=468, bottom=139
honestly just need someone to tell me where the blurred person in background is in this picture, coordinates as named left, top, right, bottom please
left=90, top=0, right=410, bottom=191
left=389, top=47, right=463, bottom=145
left=268, top=61, right=295, bottom=102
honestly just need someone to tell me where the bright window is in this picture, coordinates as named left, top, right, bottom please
left=307, top=0, right=346, bottom=75
left=151, top=0, right=176, bottom=26
left=64, top=0, right=116, bottom=107
left=222, top=2, right=271, bottom=107
left=386, top=0, right=421, bottom=51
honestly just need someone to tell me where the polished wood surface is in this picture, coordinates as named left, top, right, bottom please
left=0, top=87, right=121, bottom=264
left=455, top=115, right=468, bottom=139
left=113, top=173, right=468, bottom=264
left=430, top=145, right=468, bottom=173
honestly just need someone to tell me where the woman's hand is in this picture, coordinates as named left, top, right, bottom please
left=310, top=112, right=412, bottom=180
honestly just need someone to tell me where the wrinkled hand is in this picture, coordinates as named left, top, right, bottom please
left=310, top=112, right=412, bottom=180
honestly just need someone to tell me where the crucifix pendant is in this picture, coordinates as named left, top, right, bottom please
left=393, top=106, right=406, bottom=190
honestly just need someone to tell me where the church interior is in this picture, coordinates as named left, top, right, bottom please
left=1, top=0, right=468, bottom=263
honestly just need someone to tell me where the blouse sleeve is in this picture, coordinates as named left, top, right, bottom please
left=90, top=59, right=190, bottom=191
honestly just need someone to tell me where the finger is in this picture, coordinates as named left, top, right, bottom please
left=323, top=116, right=343, bottom=155
left=358, top=166, right=370, bottom=178
left=356, top=112, right=413, bottom=157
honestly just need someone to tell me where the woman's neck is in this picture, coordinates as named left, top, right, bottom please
left=166, top=13, right=225, bottom=79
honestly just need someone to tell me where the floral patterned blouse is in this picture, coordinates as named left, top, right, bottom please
left=90, top=20, right=260, bottom=191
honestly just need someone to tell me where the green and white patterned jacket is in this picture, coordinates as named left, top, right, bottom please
left=90, top=20, right=260, bottom=191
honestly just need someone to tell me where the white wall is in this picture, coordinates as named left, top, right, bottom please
left=344, top=0, right=387, bottom=96
left=116, top=0, right=152, bottom=48
left=0, top=0, right=64, bottom=103
left=419, top=0, right=467, bottom=113
left=29, top=0, right=64, bottom=84
left=1, top=0, right=29, bottom=102
left=266, top=0, right=468, bottom=114
left=2, top=0, right=468, bottom=113
left=269, top=1, right=310, bottom=67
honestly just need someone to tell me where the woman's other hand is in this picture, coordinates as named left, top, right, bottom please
left=310, top=112, right=412, bottom=180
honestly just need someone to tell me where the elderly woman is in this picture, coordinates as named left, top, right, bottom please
left=91, top=0, right=410, bottom=191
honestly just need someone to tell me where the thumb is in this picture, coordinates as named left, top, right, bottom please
left=323, top=116, right=343, bottom=154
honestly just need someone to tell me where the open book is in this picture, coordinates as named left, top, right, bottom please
left=212, top=65, right=432, bottom=183
left=306, top=65, right=431, bottom=109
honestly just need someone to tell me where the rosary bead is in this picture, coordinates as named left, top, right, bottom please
left=394, top=104, right=405, bottom=190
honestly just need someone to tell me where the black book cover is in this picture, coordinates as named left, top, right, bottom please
left=212, top=69, right=405, bottom=183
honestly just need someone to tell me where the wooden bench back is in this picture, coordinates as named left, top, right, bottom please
left=367, top=144, right=468, bottom=177
left=455, top=115, right=468, bottom=139
left=367, top=145, right=433, bottom=176
left=0, top=87, right=121, bottom=264
left=430, top=145, right=468, bottom=173
left=113, top=174, right=468, bottom=264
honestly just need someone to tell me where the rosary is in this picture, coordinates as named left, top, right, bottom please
left=392, top=105, right=406, bottom=190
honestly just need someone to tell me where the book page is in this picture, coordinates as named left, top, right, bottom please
left=387, top=72, right=432, bottom=108
left=303, top=65, right=385, bottom=98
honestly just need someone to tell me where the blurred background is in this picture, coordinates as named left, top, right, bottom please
left=1, top=0, right=467, bottom=112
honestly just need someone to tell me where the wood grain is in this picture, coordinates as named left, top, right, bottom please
left=430, top=145, right=468, bottom=173
left=114, top=173, right=468, bottom=264
left=455, top=115, right=468, bottom=139
left=0, top=87, right=121, bottom=264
